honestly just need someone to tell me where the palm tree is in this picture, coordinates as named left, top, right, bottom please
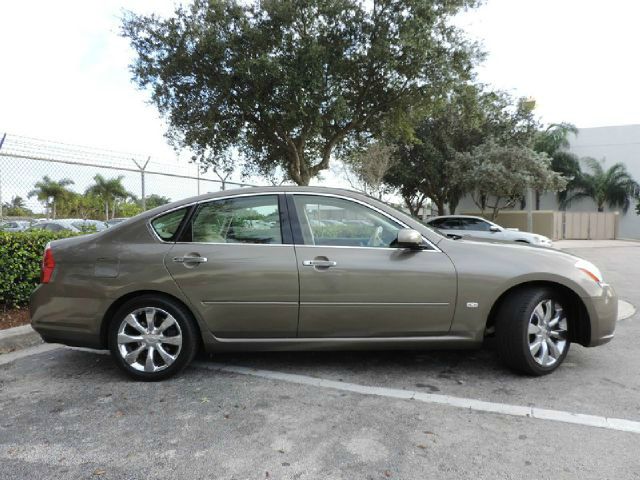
left=563, top=158, right=639, bottom=212
left=86, top=174, right=131, bottom=220
left=28, top=176, right=75, bottom=219
left=533, top=123, right=579, bottom=209
left=552, top=151, right=583, bottom=209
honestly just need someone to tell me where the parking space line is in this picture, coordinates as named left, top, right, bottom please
left=194, top=362, right=640, bottom=435
left=4, top=345, right=639, bottom=434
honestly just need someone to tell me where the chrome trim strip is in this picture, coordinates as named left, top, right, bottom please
left=300, top=302, right=449, bottom=306
left=202, top=301, right=297, bottom=305
left=147, top=190, right=441, bottom=252
left=147, top=192, right=285, bottom=244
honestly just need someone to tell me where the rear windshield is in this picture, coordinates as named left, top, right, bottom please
left=151, top=208, right=188, bottom=241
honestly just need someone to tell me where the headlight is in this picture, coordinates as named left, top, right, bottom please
left=575, top=259, right=604, bottom=284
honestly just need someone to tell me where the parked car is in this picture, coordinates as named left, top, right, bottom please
left=426, top=215, right=553, bottom=247
left=30, top=187, right=616, bottom=381
left=28, top=219, right=108, bottom=233
left=0, top=220, right=31, bottom=232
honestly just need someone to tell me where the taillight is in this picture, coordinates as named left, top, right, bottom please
left=41, top=243, right=56, bottom=284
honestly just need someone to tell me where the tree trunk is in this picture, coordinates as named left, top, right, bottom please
left=535, top=190, right=541, bottom=210
left=105, top=202, right=109, bottom=221
left=52, top=201, right=56, bottom=220
left=491, top=204, right=500, bottom=221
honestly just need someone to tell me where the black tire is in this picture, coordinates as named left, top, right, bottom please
left=108, top=295, right=199, bottom=381
left=495, top=287, right=571, bottom=376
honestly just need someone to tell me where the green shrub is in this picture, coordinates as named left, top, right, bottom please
left=0, top=231, right=78, bottom=308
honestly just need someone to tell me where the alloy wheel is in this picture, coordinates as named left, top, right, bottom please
left=116, top=307, right=183, bottom=373
left=527, top=299, right=568, bottom=367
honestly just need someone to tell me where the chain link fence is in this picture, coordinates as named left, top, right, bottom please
left=0, top=133, right=258, bottom=222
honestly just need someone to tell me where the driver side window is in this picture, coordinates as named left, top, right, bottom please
left=291, top=195, right=403, bottom=248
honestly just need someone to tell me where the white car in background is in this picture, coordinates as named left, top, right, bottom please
left=426, top=215, right=553, bottom=247
left=0, top=220, right=31, bottom=232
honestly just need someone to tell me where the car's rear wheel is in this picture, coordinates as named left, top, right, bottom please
left=495, top=287, right=570, bottom=375
left=108, top=295, right=198, bottom=381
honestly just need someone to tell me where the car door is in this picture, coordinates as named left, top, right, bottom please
left=164, top=194, right=300, bottom=338
left=289, top=194, right=457, bottom=337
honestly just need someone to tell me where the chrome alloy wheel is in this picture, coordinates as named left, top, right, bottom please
left=116, top=307, right=183, bottom=373
left=528, top=299, right=568, bottom=367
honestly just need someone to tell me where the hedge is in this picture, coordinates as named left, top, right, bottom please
left=0, top=231, right=78, bottom=308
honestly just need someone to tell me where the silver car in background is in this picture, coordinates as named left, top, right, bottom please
left=426, top=215, right=553, bottom=247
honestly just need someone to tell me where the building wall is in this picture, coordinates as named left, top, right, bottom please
left=455, top=125, right=640, bottom=239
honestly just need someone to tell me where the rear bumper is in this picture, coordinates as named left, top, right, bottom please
left=583, top=284, right=618, bottom=347
left=30, top=283, right=105, bottom=349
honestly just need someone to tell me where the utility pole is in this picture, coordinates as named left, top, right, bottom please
left=132, top=156, right=150, bottom=210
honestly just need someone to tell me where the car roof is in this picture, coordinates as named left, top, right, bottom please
left=427, top=215, right=490, bottom=222
left=137, top=186, right=392, bottom=219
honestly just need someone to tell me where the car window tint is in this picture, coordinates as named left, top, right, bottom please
left=292, top=195, right=403, bottom=248
left=151, top=208, right=188, bottom=241
left=462, top=218, right=492, bottom=231
left=438, top=218, right=462, bottom=230
left=191, top=195, right=282, bottom=244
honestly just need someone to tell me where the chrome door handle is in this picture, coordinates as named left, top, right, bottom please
left=173, top=256, right=208, bottom=264
left=303, top=260, right=337, bottom=268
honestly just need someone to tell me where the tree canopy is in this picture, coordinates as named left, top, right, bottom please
left=452, top=141, right=567, bottom=219
left=385, top=85, right=538, bottom=215
left=28, top=176, right=75, bottom=219
left=123, top=0, right=481, bottom=185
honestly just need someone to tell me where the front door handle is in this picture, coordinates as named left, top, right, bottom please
left=302, top=259, right=337, bottom=268
left=173, top=256, right=208, bottom=264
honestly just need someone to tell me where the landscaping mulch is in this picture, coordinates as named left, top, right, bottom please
left=0, top=307, right=30, bottom=330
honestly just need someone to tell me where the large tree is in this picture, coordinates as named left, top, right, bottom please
left=123, top=0, right=480, bottom=185
left=452, top=141, right=566, bottom=220
left=28, top=176, right=75, bottom=219
left=385, top=85, right=538, bottom=216
left=563, top=158, right=639, bottom=212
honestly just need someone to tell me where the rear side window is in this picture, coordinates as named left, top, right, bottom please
left=190, top=195, right=282, bottom=244
left=151, top=208, right=188, bottom=241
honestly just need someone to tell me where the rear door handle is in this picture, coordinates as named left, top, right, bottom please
left=173, top=256, right=208, bottom=264
left=302, top=260, right=337, bottom=268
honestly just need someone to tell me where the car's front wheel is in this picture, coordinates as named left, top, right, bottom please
left=495, top=287, right=570, bottom=375
left=108, top=295, right=198, bottom=381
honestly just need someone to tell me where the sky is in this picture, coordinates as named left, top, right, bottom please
left=1, top=0, right=640, bottom=182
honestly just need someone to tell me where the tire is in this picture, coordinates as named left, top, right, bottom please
left=495, top=287, right=571, bottom=376
left=108, top=295, right=199, bottom=381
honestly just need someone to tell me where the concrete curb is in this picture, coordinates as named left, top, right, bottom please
left=0, top=324, right=42, bottom=354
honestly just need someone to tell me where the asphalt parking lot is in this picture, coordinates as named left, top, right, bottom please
left=1, top=242, right=640, bottom=479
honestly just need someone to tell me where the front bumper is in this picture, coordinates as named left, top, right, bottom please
left=583, top=283, right=618, bottom=347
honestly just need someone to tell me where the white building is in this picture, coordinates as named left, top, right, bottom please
left=456, top=125, right=640, bottom=240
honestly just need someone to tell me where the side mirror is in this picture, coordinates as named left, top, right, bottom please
left=396, top=228, right=423, bottom=248
left=489, top=225, right=501, bottom=233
